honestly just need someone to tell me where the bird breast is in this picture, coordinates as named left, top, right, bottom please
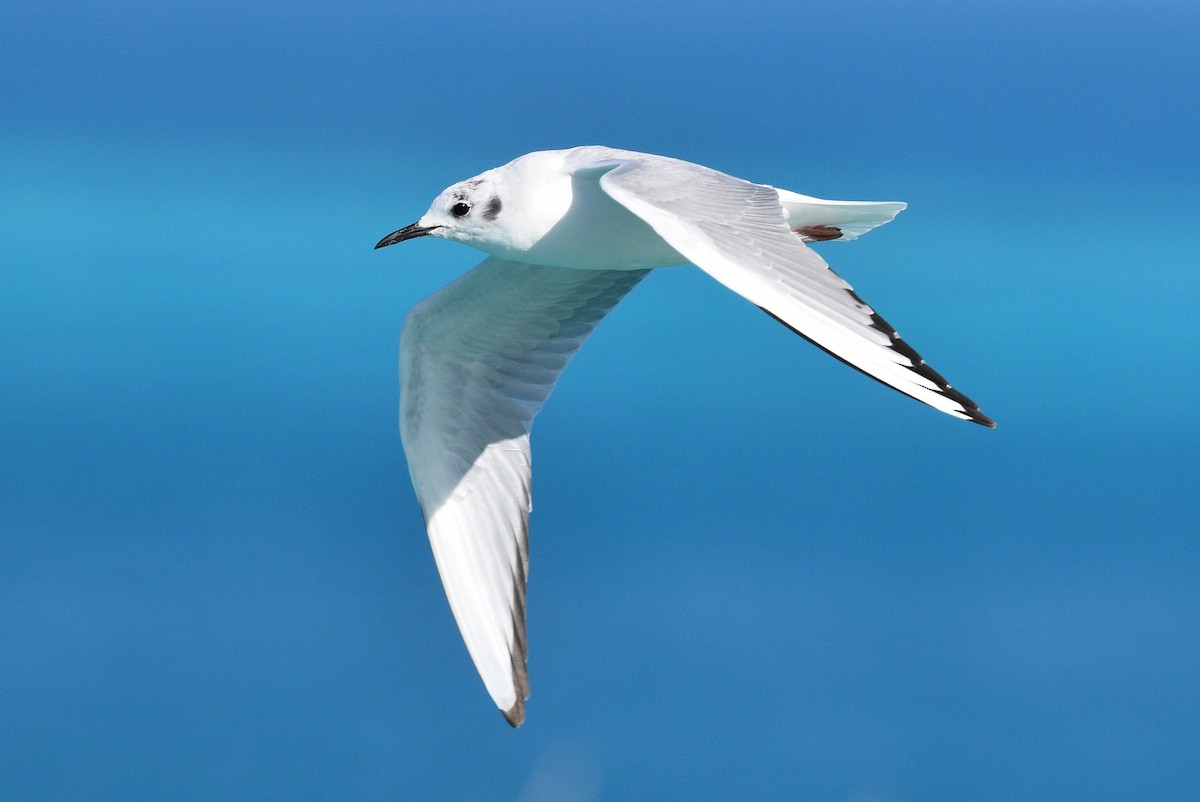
left=513, top=171, right=688, bottom=271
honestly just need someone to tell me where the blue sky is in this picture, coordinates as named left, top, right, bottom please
left=2, top=1, right=1198, bottom=799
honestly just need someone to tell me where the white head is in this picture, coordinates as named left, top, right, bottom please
left=375, top=152, right=571, bottom=259
left=375, top=172, right=500, bottom=248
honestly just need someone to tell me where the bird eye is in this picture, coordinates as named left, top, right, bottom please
left=450, top=202, right=471, bottom=217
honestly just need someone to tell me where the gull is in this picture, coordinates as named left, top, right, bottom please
left=374, top=146, right=994, bottom=727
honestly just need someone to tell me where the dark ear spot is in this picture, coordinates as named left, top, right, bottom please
left=482, top=196, right=502, bottom=221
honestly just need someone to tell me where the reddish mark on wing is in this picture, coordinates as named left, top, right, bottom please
left=793, top=225, right=843, bottom=242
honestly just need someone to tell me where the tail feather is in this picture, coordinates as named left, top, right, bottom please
left=772, top=188, right=907, bottom=242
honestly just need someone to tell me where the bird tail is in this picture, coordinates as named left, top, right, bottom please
left=772, top=188, right=907, bottom=242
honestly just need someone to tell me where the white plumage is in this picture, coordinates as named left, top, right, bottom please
left=375, top=146, right=993, bottom=726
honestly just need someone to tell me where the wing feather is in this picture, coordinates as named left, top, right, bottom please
left=400, top=257, right=648, bottom=726
left=591, top=155, right=993, bottom=426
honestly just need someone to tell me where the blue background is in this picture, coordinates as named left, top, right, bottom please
left=3, top=1, right=1198, bottom=799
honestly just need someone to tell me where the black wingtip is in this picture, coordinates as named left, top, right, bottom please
left=757, top=306, right=996, bottom=428
left=502, top=700, right=526, bottom=728
left=935, top=380, right=995, bottom=428
left=967, top=408, right=997, bottom=429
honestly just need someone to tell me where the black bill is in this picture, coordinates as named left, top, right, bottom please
left=375, top=223, right=441, bottom=249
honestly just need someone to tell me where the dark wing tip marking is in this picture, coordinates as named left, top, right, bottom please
left=758, top=306, right=995, bottom=428
left=972, top=410, right=998, bottom=429
left=498, top=515, right=531, bottom=729
left=503, top=699, right=526, bottom=728
left=506, top=556, right=531, bottom=729
left=868, top=310, right=996, bottom=428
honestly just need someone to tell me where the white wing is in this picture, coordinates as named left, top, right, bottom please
left=400, top=257, right=648, bottom=726
left=586, top=154, right=993, bottom=426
